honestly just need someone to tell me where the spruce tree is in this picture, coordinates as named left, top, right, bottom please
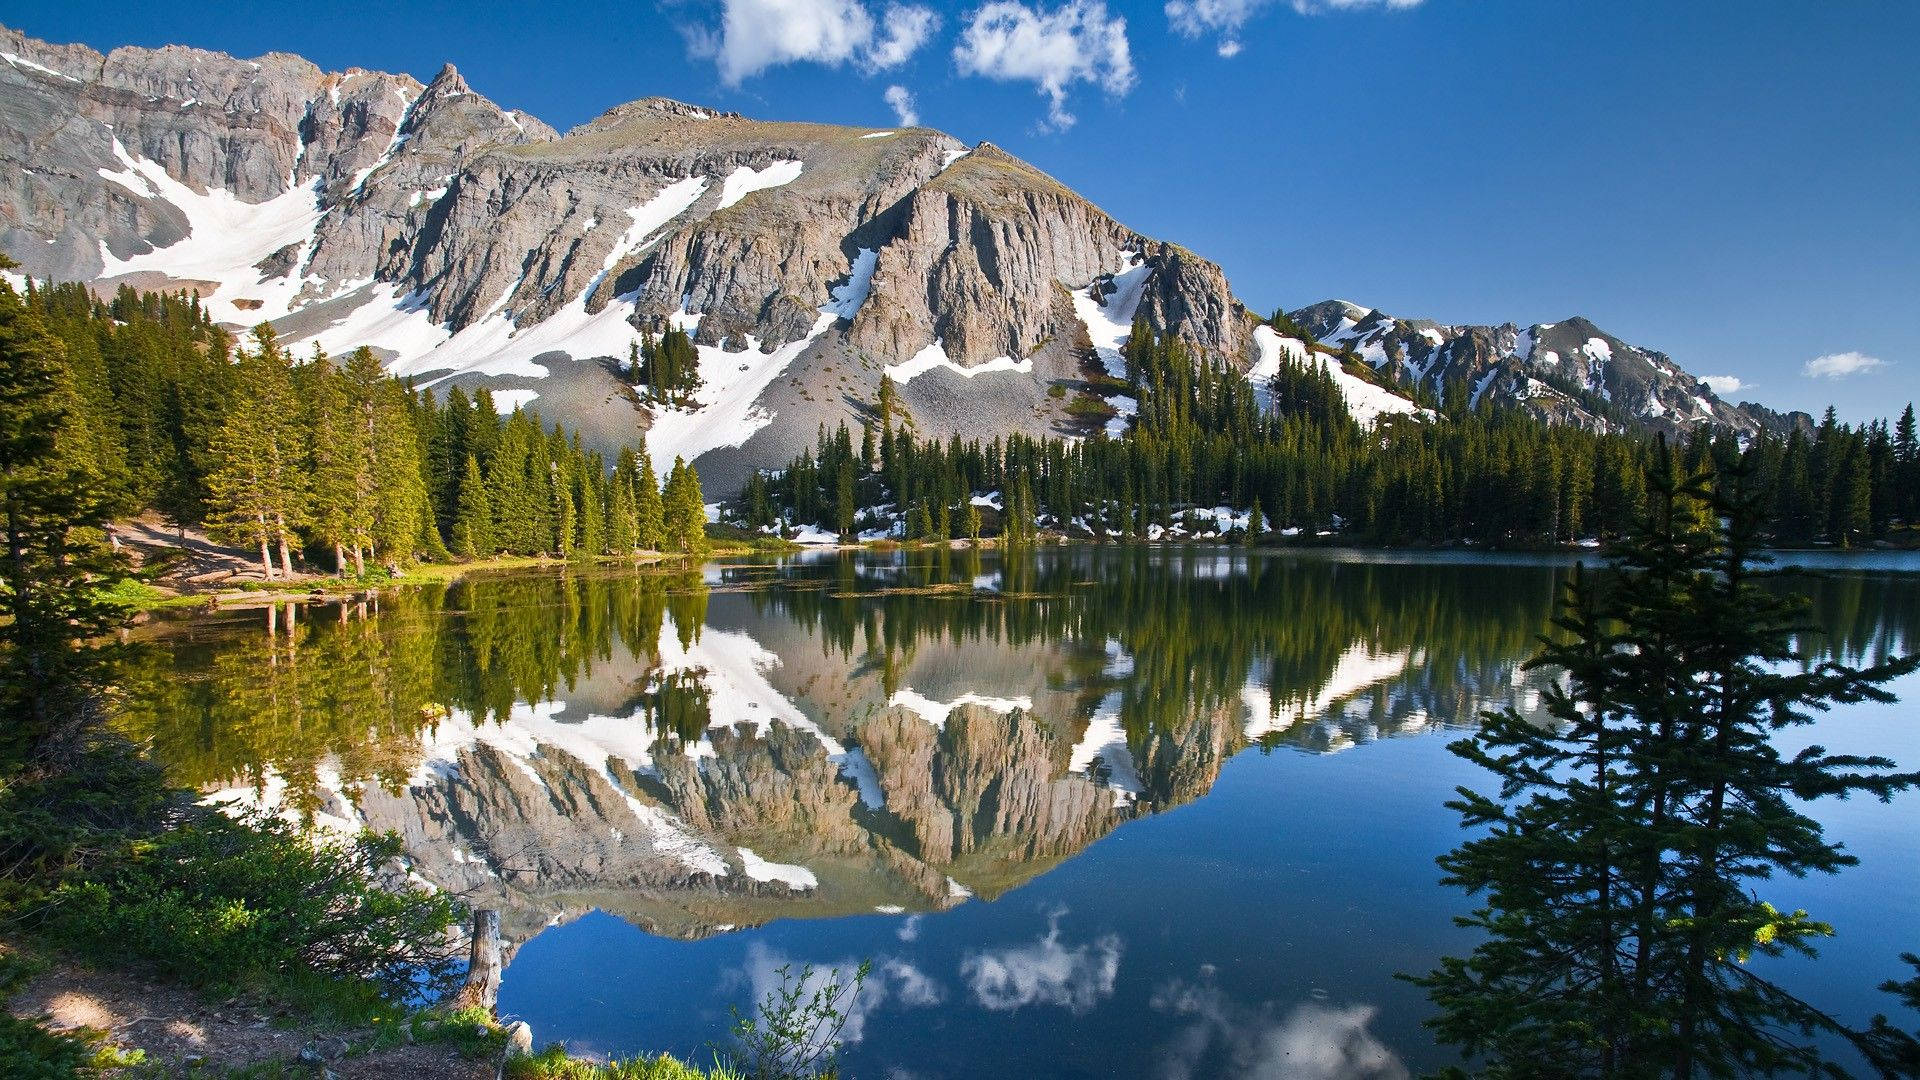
left=662, top=457, right=707, bottom=556
left=635, top=448, right=665, bottom=551
left=1414, top=449, right=1920, bottom=1076
left=204, top=326, right=308, bottom=578
left=0, top=268, right=127, bottom=759
left=452, top=454, right=492, bottom=558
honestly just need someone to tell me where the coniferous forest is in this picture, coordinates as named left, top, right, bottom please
left=753, top=317, right=1920, bottom=548
left=12, top=277, right=1920, bottom=569
left=20, top=281, right=711, bottom=577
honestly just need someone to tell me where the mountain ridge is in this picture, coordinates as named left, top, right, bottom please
left=0, top=22, right=1799, bottom=496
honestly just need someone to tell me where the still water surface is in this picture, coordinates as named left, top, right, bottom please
left=120, top=548, right=1920, bottom=1078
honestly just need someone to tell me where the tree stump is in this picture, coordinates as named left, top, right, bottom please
left=454, top=909, right=502, bottom=1012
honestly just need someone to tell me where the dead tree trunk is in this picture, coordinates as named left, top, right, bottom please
left=454, top=909, right=502, bottom=1013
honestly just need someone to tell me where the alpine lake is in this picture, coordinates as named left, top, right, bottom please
left=116, top=547, right=1920, bottom=1079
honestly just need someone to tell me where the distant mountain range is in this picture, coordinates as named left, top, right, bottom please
left=0, top=24, right=1805, bottom=495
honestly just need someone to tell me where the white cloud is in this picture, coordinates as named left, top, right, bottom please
left=1166, top=0, right=1421, bottom=57
left=1699, top=375, right=1746, bottom=396
left=686, top=0, right=939, bottom=85
left=953, top=0, right=1135, bottom=130
left=960, top=911, right=1122, bottom=1013
left=884, top=84, right=920, bottom=126
left=736, top=943, right=943, bottom=1048
left=870, top=4, right=941, bottom=68
left=1150, top=969, right=1409, bottom=1080
left=1803, top=351, right=1888, bottom=379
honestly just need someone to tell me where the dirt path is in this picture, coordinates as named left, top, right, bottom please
left=114, top=512, right=317, bottom=589
left=6, top=953, right=495, bottom=1078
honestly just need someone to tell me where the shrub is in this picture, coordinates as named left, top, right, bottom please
left=724, top=961, right=868, bottom=1080
left=1064, top=393, right=1118, bottom=424
left=40, top=810, right=461, bottom=1003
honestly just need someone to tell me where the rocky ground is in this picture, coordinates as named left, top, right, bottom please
left=4, top=949, right=496, bottom=1078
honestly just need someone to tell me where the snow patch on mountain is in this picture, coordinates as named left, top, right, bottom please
left=310, top=176, right=712, bottom=380
left=825, top=247, right=879, bottom=320
left=885, top=340, right=1033, bottom=383
left=95, top=140, right=327, bottom=325
left=886, top=689, right=1032, bottom=730
left=2, top=51, right=79, bottom=83
left=490, top=388, right=539, bottom=413
left=1250, top=325, right=1425, bottom=430
left=647, top=242, right=882, bottom=467
left=716, top=159, right=803, bottom=211
left=1070, top=252, right=1149, bottom=380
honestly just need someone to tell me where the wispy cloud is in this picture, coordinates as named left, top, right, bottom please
left=960, top=910, right=1122, bottom=1012
left=953, top=0, right=1134, bottom=131
left=1166, top=0, right=1422, bottom=58
left=1699, top=375, right=1746, bottom=396
left=884, top=84, right=919, bottom=125
left=682, top=0, right=939, bottom=86
left=1150, top=966, right=1409, bottom=1080
left=1803, top=351, right=1888, bottom=379
left=735, top=943, right=943, bottom=1048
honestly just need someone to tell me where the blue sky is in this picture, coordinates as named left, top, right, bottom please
left=14, top=0, right=1917, bottom=421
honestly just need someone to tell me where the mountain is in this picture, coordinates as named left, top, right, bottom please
left=0, top=24, right=1795, bottom=496
left=1286, top=302, right=1807, bottom=437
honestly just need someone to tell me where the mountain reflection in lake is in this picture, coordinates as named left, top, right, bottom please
left=118, top=549, right=1920, bottom=1078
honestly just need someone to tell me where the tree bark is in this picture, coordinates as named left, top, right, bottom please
left=454, top=909, right=502, bottom=1012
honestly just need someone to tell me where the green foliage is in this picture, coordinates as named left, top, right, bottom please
left=1860, top=953, right=1920, bottom=1074
left=723, top=961, right=867, bottom=1080
left=632, top=329, right=702, bottom=406
left=0, top=1012, right=139, bottom=1079
left=0, top=276, right=130, bottom=764
left=663, top=457, right=708, bottom=556
left=509, top=1045, right=744, bottom=1080
left=39, top=809, right=460, bottom=1003
left=1410, top=448, right=1920, bottom=1075
left=7, top=282, right=712, bottom=574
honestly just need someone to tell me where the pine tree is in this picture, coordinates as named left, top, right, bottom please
left=452, top=454, right=492, bottom=558
left=303, top=353, right=368, bottom=573
left=0, top=267, right=127, bottom=758
left=835, top=456, right=856, bottom=540
left=1414, top=449, right=1920, bottom=1075
left=635, top=448, right=665, bottom=551
left=204, top=326, right=309, bottom=579
left=1894, top=403, right=1918, bottom=526
left=355, top=349, right=430, bottom=568
left=662, top=457, right=707, bottom=556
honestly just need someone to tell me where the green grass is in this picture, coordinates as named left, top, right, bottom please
left=507, top=1046, right=745, bottom=1080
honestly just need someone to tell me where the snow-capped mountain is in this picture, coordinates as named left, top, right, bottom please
left=1287, top=302, right=1806, bottom=437
left=0, top=24, right=1792, bottom=495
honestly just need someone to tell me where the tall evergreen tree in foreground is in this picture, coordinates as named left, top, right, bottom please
left=0, top=266, right=126, bottom=762
left=1413, top=445, right=1919, bottom=1077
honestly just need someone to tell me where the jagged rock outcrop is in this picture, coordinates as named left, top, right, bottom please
left=1288, top=301, right=1809, bottom=438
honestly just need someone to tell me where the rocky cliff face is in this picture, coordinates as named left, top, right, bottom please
left=2, top=22, right=1785, bottom=492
